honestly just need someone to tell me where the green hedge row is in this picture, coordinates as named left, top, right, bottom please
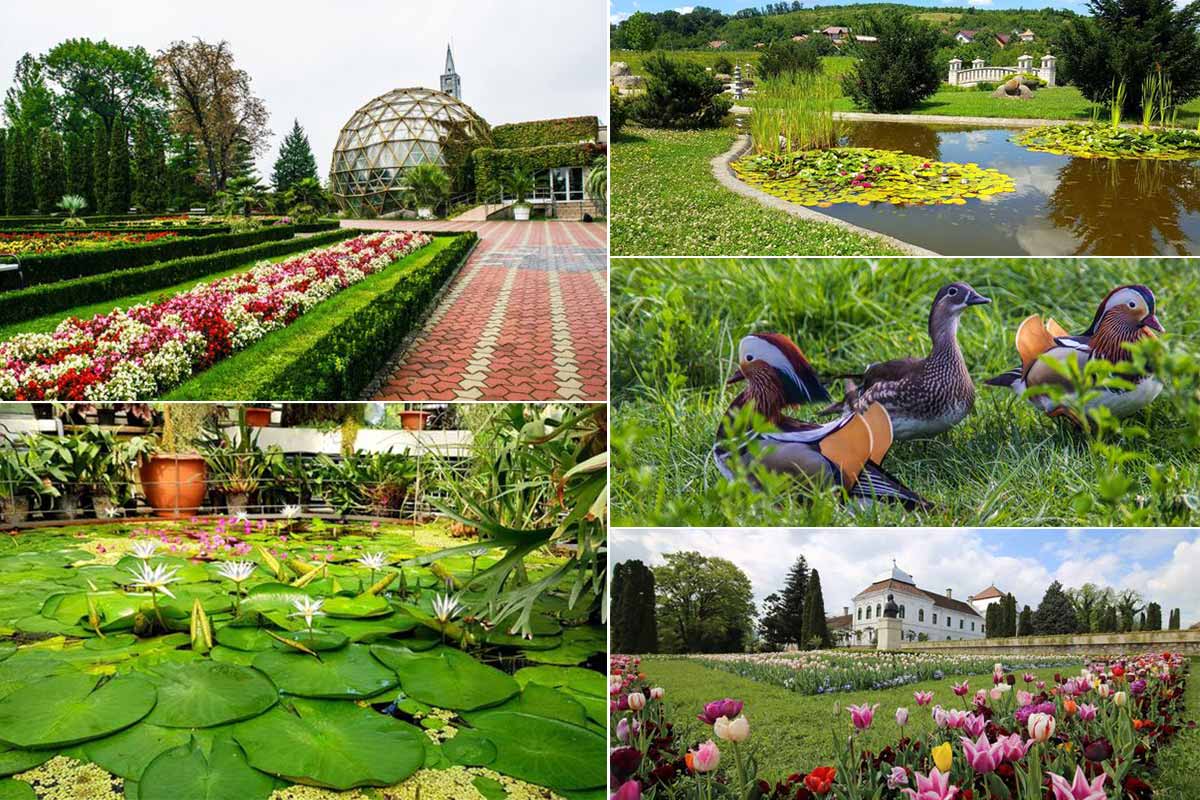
left=0, top=213, right=163, bottom=227
left=474, top=142, right=606, bottom=196
left=165, top=233, right=477, bottom=400
left=0, top=228, right=358, bottom=327
left=19, top=222, right=340, bottom=286
left=0, top=225, right=232, bottom=237
left=490, top=116, right=600, bottom=149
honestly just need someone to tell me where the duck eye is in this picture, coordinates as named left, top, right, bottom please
left=947, top=287, right=958, bottom=296
left=1128, top=301, right=1137, bottom=308
left=745, top=355, right=754, bottom=361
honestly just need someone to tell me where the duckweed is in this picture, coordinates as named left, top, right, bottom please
left=14, top=757, right=123, bottom=800
left=1017, top=123, right=1200, bottom=160
left=732, top=147, right=1016, bottom=207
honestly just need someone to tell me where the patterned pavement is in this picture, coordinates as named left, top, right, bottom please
left=348, top=220, right=607, bottom=401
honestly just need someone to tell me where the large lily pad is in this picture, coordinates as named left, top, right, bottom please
left=232, top=698, right=425, bottom=790
left=139, top=738, right=275, bottom=800
left=0, top=672, right=156, bottom=748
left=321, top=595, right=391, bottom=619
left=252, top=645, right=397, bottom=699
left=442, top=729, right=497, bottom=766
left=373, top=646, right=519, bottom=711
left=321, top=613, right=418, bottom=642
left=515, top=665, right=606, bottom=696
left=522, top=626, right=605, bottom=666
left=0, top=779, right=34, bottom=800
left=0, top=745, right=51, bottom=777
left=82, top=723, right=191, bottom=780
left=141, top=661, right=277, bottom=728
left=213, top=625, right=276, bottom=652
left=467, top=710, right=605, bottom=790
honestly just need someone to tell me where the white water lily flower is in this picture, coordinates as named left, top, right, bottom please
left=128, top=562, right=180, bottom=598
left=431, top=592, right=464, bottom=625
left=217, top=561, right=256, bottom=583
left=281, top=504, right=302, bottom=519
left=130, top=540, right=159, bottom=560
left=233, top=510, right=250, bottom=523
left=102, top=504, right=123, bottom=518
left=289, top=596, right=325, bottom=628
left=468, top=547, right=489, bottom=558
left=357, top=552, right=387, bottom=571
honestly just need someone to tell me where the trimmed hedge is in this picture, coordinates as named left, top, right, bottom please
left=164, top=233, right=477, bottom=400
left=490, top=116, right=600, bottom=149
left=0, top=225, right=232, bottom=237
left=0, top=213, right=163, bottom=227
left=19, top=222, right=340, bottom=286
left=474, top=142, right=607, bottom=197
left=0, top=228, right=358, bottom=327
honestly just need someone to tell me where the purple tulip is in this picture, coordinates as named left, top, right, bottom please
left=998, top=733, right=1033, bottom=762
left=1078, top=703, right=1098, bottom=722
left=616, top=717, right=631, bottom=743
left=698, top=698, right=744, bottom=725
left=611, top=780, right=641, bottom=800
left=963, top=713, right=986, bottom=738
left=887, top=766, right=909, bottom=789
left=896, top=707, right=909, bottom=727
left=1130, top=679, right=1147, bottom=696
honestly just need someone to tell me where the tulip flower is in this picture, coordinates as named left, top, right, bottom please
left=960, top=733, right=1003, bottom=775
left=689, top=740, right=721, bottom=772
left=1113, top=691, right=1127, bottom=707
left=1063, top=699, right=1078, bottom=717
left=847, top=703, right=879, bottom=732
left=931, top=742, right=953, bottom=773
left=804, top=766, right=836, bottom=796
left=627, top=692, right=646, bottom=711
left=1083, top=738, right=1113, bottom=762
left=650, top=686, right=665, bottom=700
left=914, top=690, right=934, bottom=706
left=1097, top=683, right=1111, bottom=698
left=888, top=766, right=909, bottom=790
left=616, top=717, right=631, bottom=743
left=1130, top=679, right=1147, bottom=696
left=963, top=713, right=986, bottom=738
left=1048, top=765, right=1107, bottom=800
left=1028, top=712, right=1056, bottom=743
left=699, top=698, right=743, bottom=724
left=1078, top=703, right=1098, bottom=722
left=901, top=767, right=959, bottom=800
left=1017, top=690, right=1033, bottom=706
left=998, top=733, right=1033, bottom=762
left=611, top=780, right=641, bottom=800
left=725, top=715, right=750, bottom=742
left=896, top=707, right=909, bottom=728
left=953, top=681, right=970, bottom=697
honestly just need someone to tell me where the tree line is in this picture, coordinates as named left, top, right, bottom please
left=1, top=38, right=322, bottom=217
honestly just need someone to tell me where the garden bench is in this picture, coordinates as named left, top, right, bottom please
left=188, top=207, right=208, bottom=218
left=0, top=255, right=24, bottom=291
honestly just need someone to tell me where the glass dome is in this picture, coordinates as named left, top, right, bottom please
left=329, top=87, right=491, bottom=217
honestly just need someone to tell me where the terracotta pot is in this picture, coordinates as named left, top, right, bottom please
left=140, top=454, right=208, bottom=518
left=245, top=407, right=272, bottom=427
left=399, top=410, right=430, bottom=430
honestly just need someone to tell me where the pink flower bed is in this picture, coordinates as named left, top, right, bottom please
left=0, top=231, right=432, bottom=399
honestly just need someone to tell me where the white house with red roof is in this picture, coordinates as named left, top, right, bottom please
left=849, top=561, right=986, bottom=645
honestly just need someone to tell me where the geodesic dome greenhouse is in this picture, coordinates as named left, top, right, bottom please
left=329, top=87, right=491, bottom=217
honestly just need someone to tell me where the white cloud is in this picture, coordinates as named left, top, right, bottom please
left=611, top=11, right=632, bottom=24
left=674, top=6, right=696, bottom=13
left=968, top=0, right=994, bottom=5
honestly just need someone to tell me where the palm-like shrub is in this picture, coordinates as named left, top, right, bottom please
left=585, top=157, right=607, bottom=216
left=502, top=166, right=536, bottom=206
left=57, top=194, right=88, bottom=227
left=402, top=164, right=451, bottom=214
left=221, top=176, right=267, bottom=218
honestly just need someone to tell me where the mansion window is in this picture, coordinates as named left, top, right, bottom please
left=971, top=622, right=975, bottom=631
left=857, top=608, right=862, bottom=620
left=946, top=616, right=952, bottom=627
left=866, top=607, right=872, bottom=620
left=918, top=609, right=924, bottom=622
left=899, top=605, right=906, bottom=619
left=876, top=604, right=881, bottom=617
left=959, top=619, right=964, bottom=629
left=932, top=613, right=938, bottom=624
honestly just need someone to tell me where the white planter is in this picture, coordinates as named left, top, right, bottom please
left=417, top=206, right=434, bottom=220
left=513, top=204, right=531, bottom=221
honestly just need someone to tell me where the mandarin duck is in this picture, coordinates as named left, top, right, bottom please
left=819, top=282, right=991, bottom=440
left=715, top=333, right=929, bottom=509
left=984, top=284, right=1164, bottom=419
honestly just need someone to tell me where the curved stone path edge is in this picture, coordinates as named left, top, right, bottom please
left=712, top=133, right=940, bottom=257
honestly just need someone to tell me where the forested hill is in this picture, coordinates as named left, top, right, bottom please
left=611, top=4, right=1081, bottom=50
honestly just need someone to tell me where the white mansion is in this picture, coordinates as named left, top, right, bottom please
left=828, top=563, right=1007, bottom=646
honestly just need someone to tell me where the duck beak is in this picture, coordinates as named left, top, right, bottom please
left=966, top=290, right=991, bottom=306
left=1142, top=314, right=1164, bottom=333
left=726, top=364, right=746, bottom=385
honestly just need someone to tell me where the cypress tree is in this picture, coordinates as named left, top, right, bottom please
left=1004, top=594, right=1018, bottom=637
left=1169, top=608, right=1181, bottom=630
left=33, top=128, right=66, bottom=213
left=91, top=120, right=109, bottom=212
left=1100, top=604, right=1119, bottom=633
left=611, top=560, right=657, bottom=654
left=1032, top=581, right=1078, bottom=635
left=0, top=129, right=7, bottom=216
left=64, top=128, right=90, bottom=203
left=985, top=603, right=999, bottom=638
left=106, top=117, right=131, bottom=214
left=1145, top=603, right=1162, bottom=630
left=132, top=119, right=166, bottom=212
left=799, top=569, right=830, bottom=649
left=780, top=556, right=809, bottom=647
left=271, top=119, right=318, bottom=192
left=1018, top=605, right=1033, bottom=637
left=5, top=128, right=35, bottom=215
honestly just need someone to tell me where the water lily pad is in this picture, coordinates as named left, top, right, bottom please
left=139, top=738, right=275, bottom=800
left=515, top=665, right=605, bottom=696
left=522, top=627, right=605, bottom=666
left=0, top=645, right=14, bottom=663
left=464, top=683, right=588, bottom=728
left=252, top=645, right=397, bottom=699
left=373, top=646, right=518, bottom=711
left=321, top=595, right=391, bottom=619
left=0, top=779, right=34, bottom=800
left=0, top=745, right=51, bottom=777
left=208, top=647, right=258, bottom=668
left=141, top=661, right=277, bottom=728
left=82, top=723, right=191, bottom=780
left=270, top=629, right=347, bottom=652
left=213, top=625, right=276, bottom=652
left=0, top=672, right=156, bottom=748
left=232, top=698, right=426, bottom=790
left=83, top=634, right=138, bottom=651
left=441, top=729, right=497, bottom=766
left=322, top=613, right=418, bottom=642
left=467, top=710, right=605, bottom=790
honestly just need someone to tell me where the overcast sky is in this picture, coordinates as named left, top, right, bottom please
left=3, top=0, right=608, bottom=180
left=613, top=528, right=1200, bottom=626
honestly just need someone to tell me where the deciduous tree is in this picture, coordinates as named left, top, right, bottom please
left=41, top=39, right=165, bottom=135
left=654, top=551, right=755, bottom=653
left=3, top=54, right=56, bottom=132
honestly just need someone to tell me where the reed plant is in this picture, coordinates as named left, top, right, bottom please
left=751, top=72, right=842, bottom=155
left=1109, top=78, right=1127, bottom=129
left=1140, top=69, right=1178, bottom=129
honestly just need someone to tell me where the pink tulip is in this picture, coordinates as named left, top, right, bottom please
left=650, top=687, right=665, bottom=700
left=616, top=717, right=631, bottom=743
left=998, top=733, right=1033, bottom=762
left=1017, top=690, right=1033, bottom=707
left=690, top=740, right=721, bottom=772
left=895, top=707, right=909, bottom=727
left=888, top=766, right=909, bottom=789
left=953, top=681, right=970, bottom=697
left=848, top=703, right=879, bottom=732
left=962, top=713, right=986, bottom=738
left=914, top=690, right=934, bottom=706
left=611, top=780, right=641, bottom=800
left=1048, top=766, right=1107, bottom=800
left=960, top=733, right=1003, bottom=775
left=901, top=767, right=959, bottom=800
left=934, top=707, right=968, bottom=730
left=1078, top=703, right=1098, bottom=721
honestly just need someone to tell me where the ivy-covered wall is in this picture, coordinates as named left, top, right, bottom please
left=490, top=116, right=600, bottom=149
left=473, top=142, right=607, bottom=197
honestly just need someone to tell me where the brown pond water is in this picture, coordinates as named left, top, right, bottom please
left=812, top=121, right=1200, bottom=256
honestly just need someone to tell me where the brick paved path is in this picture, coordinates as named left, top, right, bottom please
left=349, top=220, right=607, bottom=401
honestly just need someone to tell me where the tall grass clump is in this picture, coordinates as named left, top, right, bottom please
left=1109, top=78, right=1127, bottom=129
left=1141, top=69, right=1178, bottom=129
left=751, top=72, right=842, bottom=155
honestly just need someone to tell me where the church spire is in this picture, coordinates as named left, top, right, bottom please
left=441, top=43, right=461, bottom=99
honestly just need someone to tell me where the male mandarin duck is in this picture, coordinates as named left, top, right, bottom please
left=714, top=333, right=929, bottom=509
left=984, top=284, right=1164, bottom=419
left=820, top=282, right=991, bottom=440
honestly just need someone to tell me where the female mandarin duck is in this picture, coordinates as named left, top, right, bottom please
left=820, top=282, right=991, bottom=440
left=714, top=333, right=929, bottom=509
left=984, top=284, right=1164, bottom=419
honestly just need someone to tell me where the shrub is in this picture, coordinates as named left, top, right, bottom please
left=473, top=142, right=606, bottom=198
left=713, top=56, right=734, bottom=75
left=630, top=52, right=732, bottom=130
left=287, top=203, right=320, bottom=224
left=758, top=39, right=823, bottom=79
left=976, top=81, right=997, bottom=92
left=841, top=12, right=942, bottom=112
left=610, top=85, right=629, bottom=138
left=0, top=228, right=357, bottom=327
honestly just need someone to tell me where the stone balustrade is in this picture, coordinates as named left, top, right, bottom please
left=948, top=54, right=1056, bottom=87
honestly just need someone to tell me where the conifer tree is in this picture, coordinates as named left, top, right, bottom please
left=91, top=120, right=109, bottom=212
left=0, top=129, right=7, bottom=216
left=779, top=555, right=809, bottom=647
left=271, top=119, right=318, bottom=192
left=132, top=119, right=167, bottom=212
left=105, top=117, right=131, bottom=213
left=985, top=603, right=1000, bottom=638
left=1032, top=581, right=1078, bottom=635
left=799, top=569, right=830, bottom=649
left=1145, top=602, right=1162, bottom=631
left=33, top=128, right=66, bottom=213
left=5, top=127, right=35, bottom=215
left=1100, top=604, right=1119, bottom=633
left=1018, top=605, right=1033, bottom=637
left=64, top=128, right=90, bottom=203
left=612, top=560, right=658, bottom=654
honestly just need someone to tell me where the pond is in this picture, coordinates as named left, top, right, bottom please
left=812, top=120, right=1200, bottom=255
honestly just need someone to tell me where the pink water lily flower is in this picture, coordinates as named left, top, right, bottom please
left=960, top=733, right=1003, bottom=775
left=847, top=703, right=879, bottom=732
left=1048, top=765, right=1107, bottom=800
left=901, top=767, right=959, bottom=800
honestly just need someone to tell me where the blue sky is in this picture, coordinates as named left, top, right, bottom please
left=612, top=528, right=1200, bottom=626
left=610, top=0, right=1090, bottom=23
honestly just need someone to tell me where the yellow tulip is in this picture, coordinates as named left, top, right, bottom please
left=932, top=742, right=953, bottom=773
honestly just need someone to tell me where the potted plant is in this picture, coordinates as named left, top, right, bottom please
left=199, top=409, right=268, bottom=516
left=244, top=405, right=273, bottom=427
left=398, top=405, right=431, bottom=430
left=504, top=166, right=536, bottom=221
left=402, top=164, right=451, bottom=219
left=140, top=405, right=212, bottom=518
left=0, top=438, right=55, bottom=526
left=90, top=429, right=153, bottom=518
left=40, top=431, right=109, bottom=519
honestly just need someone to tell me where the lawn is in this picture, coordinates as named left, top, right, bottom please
left=610, top=125, right=903, bottom=256
left=611, top=257, right=1200, bottom=527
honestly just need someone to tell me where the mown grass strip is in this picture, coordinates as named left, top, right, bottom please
left=164, top=233, right=475, bottom=401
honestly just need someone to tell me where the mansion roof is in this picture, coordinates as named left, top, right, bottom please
left=826, top=613, right=852, bottom=630
left=969, top=584, right=1004, bottom=602
left=854, top=578, right=982, bottom=617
